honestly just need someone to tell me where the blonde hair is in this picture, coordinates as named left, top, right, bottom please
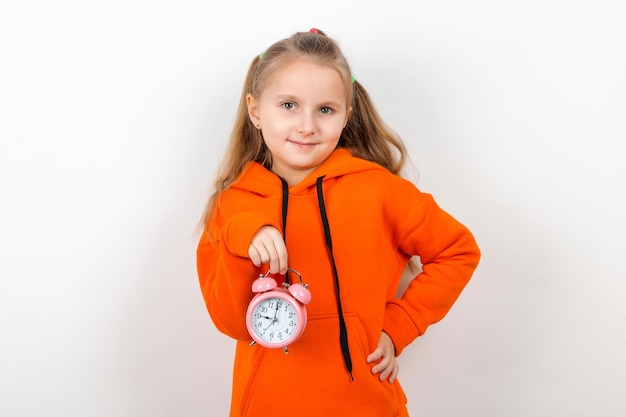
left=202, top=29, right=409, bottom=231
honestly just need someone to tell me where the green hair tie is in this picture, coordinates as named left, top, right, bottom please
left=351, top=75, right=355, bottom=84
left=259, top=51, right=265, bottom=60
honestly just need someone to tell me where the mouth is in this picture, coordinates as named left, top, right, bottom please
left=288, top=139, right=316, bottom=148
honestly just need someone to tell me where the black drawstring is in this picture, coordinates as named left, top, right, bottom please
left=316, top=176, right=354, bottom=381
left=280, top=177, right=290, bottom=285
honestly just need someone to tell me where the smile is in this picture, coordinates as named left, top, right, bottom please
left=288, top=140, right=316, bottom=148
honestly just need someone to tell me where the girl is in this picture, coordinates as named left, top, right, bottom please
left=197, top=28, right=480, bottom=417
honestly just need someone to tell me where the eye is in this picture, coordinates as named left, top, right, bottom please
left=320, top=106, right=333, bottom=115
left=281, top=102, right=296, bottom=110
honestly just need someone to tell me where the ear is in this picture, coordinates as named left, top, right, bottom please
left=246, top=93, right=260, bottom=127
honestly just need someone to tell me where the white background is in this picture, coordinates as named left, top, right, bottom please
left=1, top=1, right=624, bottom=416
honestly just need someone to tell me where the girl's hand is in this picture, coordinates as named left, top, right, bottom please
left=366, top=331, right=399, bottom=383
left=248, top=225, right=288, bottom=275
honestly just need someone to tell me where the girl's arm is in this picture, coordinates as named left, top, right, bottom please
left=383, top=184, right=481, bottom=355
left=197, top=210, right=281, bottom=341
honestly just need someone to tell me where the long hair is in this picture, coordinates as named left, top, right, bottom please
left=202, top=29, right=409, bottom=233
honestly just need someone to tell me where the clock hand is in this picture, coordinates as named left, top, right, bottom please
left=261, top=303, right=282, bottom=334
left=262, top=319, right=275, bottom=333
left=272, top=302, right=280, bottom=320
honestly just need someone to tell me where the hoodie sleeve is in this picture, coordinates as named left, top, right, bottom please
left=197, top=207, right=281, bottom=341
left=382, top=183, right=481, bottom=355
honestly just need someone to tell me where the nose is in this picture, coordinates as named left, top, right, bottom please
left=296, top=112, right=315, bottom=135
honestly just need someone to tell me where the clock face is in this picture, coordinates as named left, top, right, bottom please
left=249, top=295, right=300, bottom=345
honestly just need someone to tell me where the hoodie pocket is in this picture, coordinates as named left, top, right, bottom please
left=240, top=313, right=403, bottom=417
left=344, top=313, right=404, bottom=414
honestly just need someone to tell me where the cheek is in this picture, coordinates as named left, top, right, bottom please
left=260, top=125, right=285, bottom=144
left=328, top=122, right=347, bottom=140
left=260, top=113, right=289, bottom=133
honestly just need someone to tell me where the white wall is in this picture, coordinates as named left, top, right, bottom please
left=1, top=1, right=624, bottom=416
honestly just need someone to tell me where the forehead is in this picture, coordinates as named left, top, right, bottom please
left=262, top=59, right=347, bottom=99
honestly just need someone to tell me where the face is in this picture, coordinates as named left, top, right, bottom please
left=247, top=59, right=351, bottom=185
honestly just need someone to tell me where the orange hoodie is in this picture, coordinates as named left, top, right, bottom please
left=197, top=148, right=480, bottom=417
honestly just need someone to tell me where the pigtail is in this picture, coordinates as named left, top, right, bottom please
left=202, top=54, right=269, bottom=234
left=341, top=79, right=407, bottom=175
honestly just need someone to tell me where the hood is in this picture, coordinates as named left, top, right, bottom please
left=231, top=148, right=387, bottom=195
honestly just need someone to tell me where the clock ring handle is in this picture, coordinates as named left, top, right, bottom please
left=286, top=267, right=303, bottom=285
left=285, top=268, right=311, bottom=305
left=262, top=267, right=306, bottom=286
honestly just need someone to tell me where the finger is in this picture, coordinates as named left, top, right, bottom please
left=255, top=243, right=272, bottom=265
left=378, top=354, right=398, bottom=381
left=388, top=362, right=399, bottom=384
left=372, top=355, right=391, bottom=375
left=262, top=241, right=280, bottom=274
left=264, top=240, right=288, bottom=275
left=248, top=246, right=262, bottom=267
left=378, top=361, right=392, bottom=381
left=271, top=237, right=288, bottom=275
left=249, top=226, right=277, bottom=265
left=366, top=347, right=383, bottom=364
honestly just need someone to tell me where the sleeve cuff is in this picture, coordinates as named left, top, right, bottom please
left=383, top=302, right=422, bottom=356
left=221, top=212, right=279, bottom=257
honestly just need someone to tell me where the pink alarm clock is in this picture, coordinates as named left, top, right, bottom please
left=246, top=268, right=311, bottom=354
